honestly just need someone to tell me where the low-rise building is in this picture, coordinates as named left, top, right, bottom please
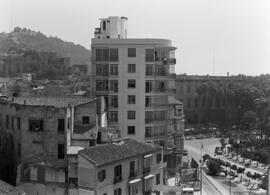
left=0, top=97, right=98, bottom=195
left=75, top=138, right=163, bottom=195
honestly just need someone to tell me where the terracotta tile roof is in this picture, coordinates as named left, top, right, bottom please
left=79, top=138, right=161, bottom=166
left=2, top=97, right=95, bottom=108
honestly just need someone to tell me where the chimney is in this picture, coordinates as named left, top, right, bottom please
left=24, top=100, right=26, bottom=105
left=227, top=72, right=230, bottom=77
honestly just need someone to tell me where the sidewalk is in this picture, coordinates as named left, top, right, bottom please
left=201, top=168, right=228, bottom=195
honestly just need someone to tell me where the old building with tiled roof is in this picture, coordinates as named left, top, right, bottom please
left=0, top=96, right=98, bottom=195
left=75, top=138, right=163, bottom=195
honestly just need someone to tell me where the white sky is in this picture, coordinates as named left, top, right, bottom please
left=0, top=0, right=270, bottom=76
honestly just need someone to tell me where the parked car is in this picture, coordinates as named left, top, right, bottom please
left=183, top=149, right=188, bottom=156
left=215, top=147, right=223, bottom=155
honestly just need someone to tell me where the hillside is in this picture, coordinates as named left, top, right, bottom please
left=0, top=27, right=90, bottom=65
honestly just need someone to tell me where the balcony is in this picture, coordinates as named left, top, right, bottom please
left=114, top=176, right=122, bottom=184
left=143, top=191, right=152, bottom=195
left=129, top=172, right=137, bottom=179
left=143, top=167, right=151, bottom=174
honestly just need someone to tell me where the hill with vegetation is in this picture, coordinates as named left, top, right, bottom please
left=0, top=27, right=90, bottom=65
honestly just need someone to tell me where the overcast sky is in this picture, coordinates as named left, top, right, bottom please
left=0, top=0, right=270, bottom=76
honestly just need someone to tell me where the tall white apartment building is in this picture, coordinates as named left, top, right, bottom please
left=92, top=16, right=179, bottom=148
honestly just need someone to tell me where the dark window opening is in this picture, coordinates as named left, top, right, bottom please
left=58, top=119, right=65, bottom=133
left=128, top=64, right=136, bottom=73
left=58, top=144, right=65, bottom=159
left=128, top=79, right=136, bottom=88
left=98, top=169, right=106, bottom=182
left=156, top=153, right=162, bottom=164
left=6, top=115, right=9, bottom=129
left=128, top=48, right=136, bottom=57
left=17, top=117, right=21, bottom=129
left=127, top=111, right=136, bottom=120
left=128, top=126, right=135, bottom=135
left=29, top=119, right=44, bottom=132
left=82, top=116, right=90, bottom=124
left=114, top=165, right=122, bottom=184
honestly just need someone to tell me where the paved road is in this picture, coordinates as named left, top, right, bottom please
left=185, top=138, right=225, bottom=195
left=185, top=138, right=266, bottom=195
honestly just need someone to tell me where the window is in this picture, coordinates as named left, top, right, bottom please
left=127, top=111, right=136, bottom=120
left=114, top=188, right=122, bottom=195
left=95, top=48, right=109, bottom=61
left=110, top=95, right=118, bottom=108
left=109, top=80, right=118, bottom=92
left=58, top=144, right=65, bottom=159
left=128, top=126, right=135, bottom=135
left=11, top=116, right=14, bottom=130
left=145, top=127, right=153, bottom=138
left=128, top=79, right=136, bottom=88
left=96, top=79, right=108, bottom=91
left=145, top=81, right=153, bottom=92
left=110, top=64, right=118, bottom=76
left=29, top=119, right=44, bottom=132
left=128, top=48, right=136, bottom=57
left=145, top=49, right=154, bottom=62
left=146, top=65, right=154, bottom=76
left=109, top=111, right=118, bottom=122
left=175, top=108, right=183, bottom=116
left=96, top=64, right=108, bottom=76
left=130, top=161, right=136, bottom=177
left=17, top=117, right=21, bottom=129
left=128, top=64, right=136, bottom=73
left=98, top=169, right=106, bottom=182
left=82, top=116, right=90, bottom=124
left=110, top=48, right=118, bottom=61
left=127, top=95, right=136, bottom=104
left=114, top=165, right=122, bottom=184
left=143, top=154, right=152, bottom=171
left=145, top=96, right=152, bottom=107
left=103, top=21, right=106, bottom=30
left=58, top=119, right=65, bottom=133
left=156, top=174, right=160, bottom=185
left=156, top=153, right=162, bottom=164
left=6, top=115, right=9, bottom=129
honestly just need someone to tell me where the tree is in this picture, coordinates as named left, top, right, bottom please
left=206, top=158, right=221, bottom=176
left=241, top=110, right=257, bottom=131
left=254, top=96, right=270, bottom=144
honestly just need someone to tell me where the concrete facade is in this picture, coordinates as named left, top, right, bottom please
left=92, top=17, right=177, bottom=149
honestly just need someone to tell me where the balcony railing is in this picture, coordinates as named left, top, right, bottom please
left=114, top=176, right=122, bottom=184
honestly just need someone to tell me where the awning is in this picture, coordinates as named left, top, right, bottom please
left=144, top=154, right=153, bottom=158
left=144, top=174, right=154, bottom=179
left=128, top=178, right=141, bottom=184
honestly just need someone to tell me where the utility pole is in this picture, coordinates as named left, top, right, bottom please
left=267, top=166, right=270, bottom=195
left=200, top=142, right=203, bottom=195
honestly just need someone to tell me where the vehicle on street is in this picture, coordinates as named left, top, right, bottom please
left=182, top=187, right=194, bottom=195
left=215, top=147, right=223, bottom=155
left=183, top=149, right=188, bottom=156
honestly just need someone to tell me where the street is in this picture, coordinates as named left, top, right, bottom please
left=185, top=138, right=266, bottom=195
